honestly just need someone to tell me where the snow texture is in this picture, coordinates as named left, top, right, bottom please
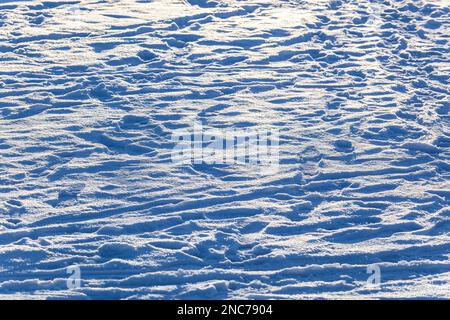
left=0, top=0, right=449, bottom=299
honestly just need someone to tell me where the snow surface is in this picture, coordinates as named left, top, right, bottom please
left=0, top=0, right=449, bottom=299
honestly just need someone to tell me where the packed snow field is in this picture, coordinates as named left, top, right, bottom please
left=0, top=0, right=449, bottom=299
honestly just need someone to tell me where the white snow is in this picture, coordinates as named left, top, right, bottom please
left=0, top=0, right=449, bottom=299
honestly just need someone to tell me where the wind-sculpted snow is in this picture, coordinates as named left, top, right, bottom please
left=0, top=0, right=449, bottom=299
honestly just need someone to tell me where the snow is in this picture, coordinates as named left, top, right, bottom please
left=0, top=0, right=449, bottom=299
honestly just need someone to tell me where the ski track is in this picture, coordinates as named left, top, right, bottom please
left=0, top=0, right=449, bottom=299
